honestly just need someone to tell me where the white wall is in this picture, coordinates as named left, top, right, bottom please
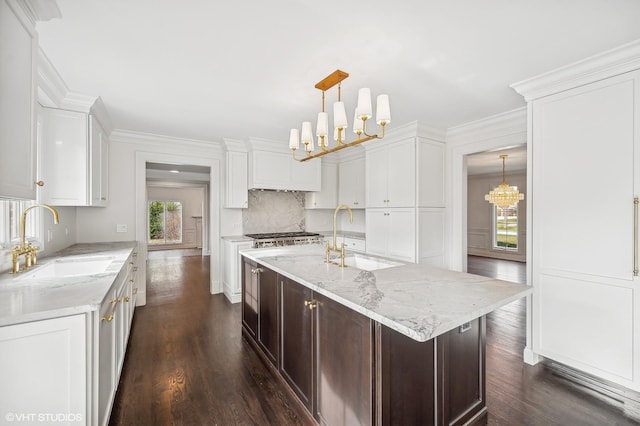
left=467, top=171, right=526, bottom=262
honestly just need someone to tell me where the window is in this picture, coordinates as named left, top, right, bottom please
left=148, top=201, right=182, bottom=245
left=0, top=200, right=36, bottom=248
left=493, top=199, right=519, bottom=251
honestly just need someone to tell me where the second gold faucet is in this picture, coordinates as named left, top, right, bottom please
left=326, top=204, right=353, bottom=268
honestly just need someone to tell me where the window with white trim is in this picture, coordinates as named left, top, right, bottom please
left=493, top=201, right=519, bottom=251
left=0, top=200, right=37, bottom=248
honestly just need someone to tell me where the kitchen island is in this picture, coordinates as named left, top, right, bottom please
left=240, top=245, right=531, bottom=426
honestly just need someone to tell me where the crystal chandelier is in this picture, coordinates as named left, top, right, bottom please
left=484, top=154, right=524, bottom=208
left=289, top=70, right=390, bottom=162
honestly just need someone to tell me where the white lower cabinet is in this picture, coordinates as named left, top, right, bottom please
left=0, top=248, right=138, bottom=426
left=223, top=239, right=254, bottom=303
left=366, top=208, right=416, bottom=262
left=0, top=314, right=87, bottom=423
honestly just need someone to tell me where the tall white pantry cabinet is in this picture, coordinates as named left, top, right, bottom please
left=512, top=40, right=640, bottom=392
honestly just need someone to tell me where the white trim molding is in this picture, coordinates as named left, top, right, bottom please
left=445, top=107, right=527, bottom=272
left=511, top=39, right=640, bottom=101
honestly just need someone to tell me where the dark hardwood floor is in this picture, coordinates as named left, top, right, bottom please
left=109, top=253, right=640, bottom=425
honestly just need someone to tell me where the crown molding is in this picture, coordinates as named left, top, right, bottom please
left=223, top=138, right=248, bottom=152
left=23, top=0, right=61, bottom=22
left=446, top=107, right=526, bottom=145
left=37, top=47, right=68, bottom=107
left=248, top=137, right=290, bottom=154
left=511, top=39, right=640, bottom=101
left=110, top=129, right=223, bottom=154
left=37, top=47, right=114, bottom=133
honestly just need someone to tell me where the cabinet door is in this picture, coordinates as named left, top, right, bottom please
left=315, top=292, right=373, bottom=425
left=386, top=139, right=416, bottom=207
left=338, top=157, right=365, bottom=208
left=438, top=317, right=486, bottom=426
left=378, top=323, right=436, bottom=425
left=366, top=209, right=416, bottom=262
left=365, top=148, right=388, bottom=207
left=39, top=107, right=88, bottom=205
left=365, top=210, right=389, bottom=258
left=531, top=70, right=640, bottom=389
left=90, top=115, right=108, bottom=206
left=98, top=292, right=118, bottom=426
left=0, top=315, right=86, bottom=423
left=0, top=0, right=37, bottom=199
left=225, top=151, right=248, bottom=208
left=241, top=257, right=259, bottom=340
left=280, top=276, right=314, bottom=412
left=258, top=266, right=279, bottom=366
left=388, top=208, right=416, bottom=262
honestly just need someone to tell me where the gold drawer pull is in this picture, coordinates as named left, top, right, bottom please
left=635, top=197, right=639, bottom=276
left=101, top=298, right=121, bottom=322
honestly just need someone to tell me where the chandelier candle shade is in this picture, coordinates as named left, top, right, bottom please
left=289, top=70, right=390, bottom=162
left=484, top=154, right=524, bottom=208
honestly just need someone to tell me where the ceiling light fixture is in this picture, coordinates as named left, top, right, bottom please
left=484, top=154, right=524, bottom=208
left=289, top=70, right=390, bottom=162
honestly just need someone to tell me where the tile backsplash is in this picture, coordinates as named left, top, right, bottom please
left=242, top=190, right=305, bottom=234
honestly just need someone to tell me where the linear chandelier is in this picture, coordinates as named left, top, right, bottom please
left=289, top=70, right=390, bottom=162
left=484, top=154, right=524, bottom=208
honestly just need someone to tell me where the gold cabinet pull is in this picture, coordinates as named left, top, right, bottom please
left=251, top=267, right=264, bottom=274
left=101, top=298, right=121, bottom=322
left=35, top=180, right=44, bottom=187
left=304, top=300, right=317, bottom=310
left=635, top=197, right=639, bottom=276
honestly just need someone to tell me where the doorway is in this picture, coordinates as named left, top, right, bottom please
left=146, top=162, right=210, bottom=254
left=134, top=152, right=221, bottom=306
left=466, top=146, right=527, bottom=263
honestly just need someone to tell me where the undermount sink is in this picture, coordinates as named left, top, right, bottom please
left=343, top=254, right=402, bottom=271
left=21, top=257, right=114, bottom=280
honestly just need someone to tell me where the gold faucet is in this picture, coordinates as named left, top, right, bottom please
left=11, top=204, right=59, bottom=274
left=326, top=204, right=353, bottom=268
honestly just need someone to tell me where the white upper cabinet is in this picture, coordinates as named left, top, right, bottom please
left=306, top=162, right=337, bottom=209
left=366, top=139, right=416, bottom=208
left=338, top=157, right=365, bottom=209
left=0, top=0, right=38, bottom=199
left=225, top=150, right=248, bottom=208
left=38, top=106, right=109, bottom=206
left=248, top=148, right=321, bottom=192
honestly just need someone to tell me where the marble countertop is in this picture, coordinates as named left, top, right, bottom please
left=240, top=245, right=531, bottom=342
left=0, top=242, right=137, bottom=327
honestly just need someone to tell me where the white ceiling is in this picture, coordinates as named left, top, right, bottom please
left=36, top=1, right=640, bottom=146
left=466, top=146, right=526, bottom=176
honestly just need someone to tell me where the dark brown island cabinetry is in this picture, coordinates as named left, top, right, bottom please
left=241, top=256, right=486, bottom=426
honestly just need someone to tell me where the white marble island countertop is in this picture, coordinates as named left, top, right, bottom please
left=0, top=242, right=137, bottom=327
left=240, top=245, right=531, bottom=342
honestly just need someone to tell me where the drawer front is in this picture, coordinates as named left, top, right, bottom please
left=344, top=237, right=365, bottom=252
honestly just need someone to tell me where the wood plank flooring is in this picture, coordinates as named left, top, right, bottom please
left=109, top=254, right=640, bottom=425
